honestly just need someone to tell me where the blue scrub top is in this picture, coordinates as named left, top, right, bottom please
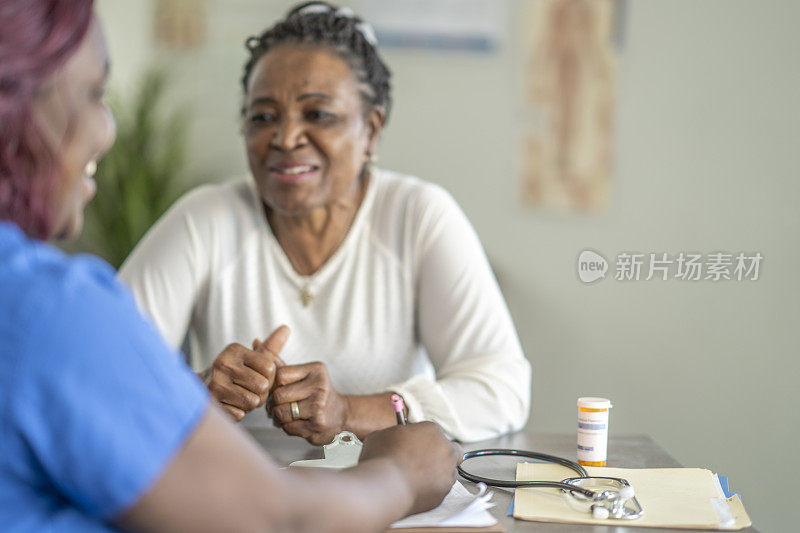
left=0, top=222, right=209, bottom=531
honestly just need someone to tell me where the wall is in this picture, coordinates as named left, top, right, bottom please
left=96, top=1, right=799, bottom=531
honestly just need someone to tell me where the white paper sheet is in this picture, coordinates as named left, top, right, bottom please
left=391, top=481, right=497, bottom=529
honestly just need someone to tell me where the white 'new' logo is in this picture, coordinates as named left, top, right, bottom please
left=578, top=250, right=608, bottom=283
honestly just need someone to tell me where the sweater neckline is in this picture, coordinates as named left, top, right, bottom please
left=248, top=169, right=379, bottom=296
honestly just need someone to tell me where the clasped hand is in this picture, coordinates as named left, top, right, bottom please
left=267, top=361, right=350, bottom=445
left=204, top=325, right=289, bottom=421
left=205, top=326, right=350, bottom=445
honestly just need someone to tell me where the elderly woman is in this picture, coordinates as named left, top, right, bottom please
left=120, top=1, right=530, bottom=445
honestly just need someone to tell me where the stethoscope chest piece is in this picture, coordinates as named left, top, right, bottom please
left=561, top=476, right=643, bottom=520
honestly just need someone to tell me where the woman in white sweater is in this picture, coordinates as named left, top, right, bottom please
left=120, top=1, right=530, bottom=445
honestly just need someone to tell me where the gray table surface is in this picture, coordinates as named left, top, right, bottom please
left=246, top=429, right=758, bottom=533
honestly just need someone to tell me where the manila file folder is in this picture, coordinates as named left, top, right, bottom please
left=514, top=462, right=752, bottom=529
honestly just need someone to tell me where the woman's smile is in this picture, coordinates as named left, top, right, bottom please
left=268, top=161, right=321, bottom=185
left=82, top=160, right=99, bottom=201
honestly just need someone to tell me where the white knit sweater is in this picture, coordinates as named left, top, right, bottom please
left=119, top=169, right=530, bottom=442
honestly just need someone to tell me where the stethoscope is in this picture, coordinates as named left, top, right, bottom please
left=457, top=448, right=643, bottom=520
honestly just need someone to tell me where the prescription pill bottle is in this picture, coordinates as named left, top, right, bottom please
left=577, top=397, right=612, bottom=467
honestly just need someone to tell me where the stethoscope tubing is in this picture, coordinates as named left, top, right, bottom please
left=457, top=448, right=596, bottom=498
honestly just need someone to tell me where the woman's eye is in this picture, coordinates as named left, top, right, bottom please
left=249, top=112, right=276, bottom=124
left=306, top=110, right=334, bottom=121
left=90, top=86, right=107, bottom=102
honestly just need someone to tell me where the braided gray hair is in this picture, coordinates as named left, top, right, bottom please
left=241, top=1, right=392, bottom=121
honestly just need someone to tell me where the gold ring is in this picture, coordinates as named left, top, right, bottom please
left=290, top=401, right=300, bottom=420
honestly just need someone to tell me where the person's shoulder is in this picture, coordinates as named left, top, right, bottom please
left=169, top=178, right=257, bottom=219
left=158, top=177, right=263, bottom=247
left=0, top=224, right=118, bottom=304
left=0, top=226, right=128, bottom=356
left=371, top=168, right=459, bottom=221
left=366, top=169, right=468, bottom=261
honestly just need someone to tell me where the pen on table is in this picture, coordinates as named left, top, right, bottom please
left=391, top=393, right=407, bottom=425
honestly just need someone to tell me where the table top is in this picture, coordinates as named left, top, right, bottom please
left=246, top=429, right=758, bottom=533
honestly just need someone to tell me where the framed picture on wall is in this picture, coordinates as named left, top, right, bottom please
left=155, top=0, right=208, bottom=51
left=358, top=0, right=504, bottom=52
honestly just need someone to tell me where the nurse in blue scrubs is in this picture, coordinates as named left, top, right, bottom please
left=0, top=1, right=459, bottom=531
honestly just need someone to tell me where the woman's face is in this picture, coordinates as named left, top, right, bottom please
left=33, top=17, right=116, bottom=240
left=243, top=44, right=384, bottom=215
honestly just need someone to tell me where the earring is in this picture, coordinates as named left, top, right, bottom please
left=367, top=152, right=378, bottom=164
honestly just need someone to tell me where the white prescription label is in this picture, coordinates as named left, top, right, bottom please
left=577, top=397, right=611, bottom=465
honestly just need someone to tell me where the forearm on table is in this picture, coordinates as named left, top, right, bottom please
left=344, top=392, right=400, bottom=439
left=391, top=370, right=530, bottom=441
left=116, top=406, right=414, bottom=533
left=280, top=457, right=414, bottom=532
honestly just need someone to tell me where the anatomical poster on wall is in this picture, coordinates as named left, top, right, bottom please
left=522, top=0, right=622, bottom=212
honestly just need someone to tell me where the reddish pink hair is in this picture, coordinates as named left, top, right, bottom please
left=0, top=0, right=94, bottom=238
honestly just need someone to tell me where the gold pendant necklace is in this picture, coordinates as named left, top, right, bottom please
left=300, top=286, right=313, bottom=307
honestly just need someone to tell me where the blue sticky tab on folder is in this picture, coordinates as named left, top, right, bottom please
left=507, top=496, right=514, bottom=516
left=718, top=475, right=735, bottom=498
